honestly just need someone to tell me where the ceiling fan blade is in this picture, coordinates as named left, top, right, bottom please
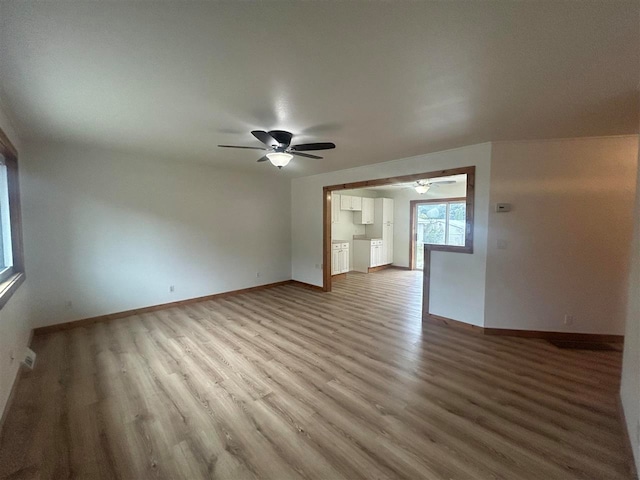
left=251, top=130, right=277, bottom=146
left=268, top=130, right=293, bottom=146
left=431, top=180, right=456, bottom=185
left=291, top=151, right=323, bottom=159
left=257, top=155, right=269, bottom=163
left=218, top=145, right=267, bottom=150
left=291, top=142, right=336, bottom=151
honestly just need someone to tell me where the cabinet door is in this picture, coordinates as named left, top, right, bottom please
left=332, top=194, right=341, bottom=223
left=351, top=196, right=362, bottom=211
left=383, top=223, right=393, bottom=264
left=332, top=249, right=340, bottom=275
left=340, top=195, right=351, bottom=210
left=383, top=198, right=394, bottom=224
left=362, top=197, right=374, bottom=223
left=341, top=249, right=349, bottom=273
left=370, top=245, right=379, bottom=267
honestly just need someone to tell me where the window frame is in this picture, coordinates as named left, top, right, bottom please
left=411, top=197, right=468, bottom=269
left=0, top=126, right=25, bottom=309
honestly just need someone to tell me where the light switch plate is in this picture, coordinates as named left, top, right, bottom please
left=496, top=203, right=512, bottom=213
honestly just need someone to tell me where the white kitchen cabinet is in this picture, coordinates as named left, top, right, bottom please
left=331, top=242, right=350, bottom=275
left=373, top=197, right=393, bottom=225
left=382, top=222, right=393, bottom=264
left=340, top=195, right=362, bottom=211
left=340, top=248, right=349, bottom=273
left=367, top=198, right=394, bottom=265
left=354, top=197, right=374, bottom=225
left=331, top=193, right=341, bottom=224
left=370, top=242, right=383, bottom=267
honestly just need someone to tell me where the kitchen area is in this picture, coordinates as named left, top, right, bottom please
left=331, top=190, right=394, bottom=277
left=329, top=174, right=467, bottom=278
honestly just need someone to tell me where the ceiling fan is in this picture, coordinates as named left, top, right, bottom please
left=414, top=179, right=456, bottom=194
left=218, top=130, right=336, bottom=169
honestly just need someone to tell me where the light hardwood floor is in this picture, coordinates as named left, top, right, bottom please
left=0, top=269, right=634, bottom=479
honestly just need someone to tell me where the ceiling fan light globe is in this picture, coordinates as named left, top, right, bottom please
left=266, top=152, right=293, bottom=168
left=415, top=185, right=430, bottom=194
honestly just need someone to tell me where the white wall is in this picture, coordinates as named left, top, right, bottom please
left=385, top=183, right=467, bottom=268
left=485, top=137, right=638, bottom=334
left=292, top=143, right=492, bottom=327
left=621, top=135, right=640, bottom=474
left=21, top=142, right=292, bottom=328
left=0, top=100, right=33, bottom=420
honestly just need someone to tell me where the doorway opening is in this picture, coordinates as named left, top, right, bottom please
left=322, top=166, right=475, bottom=292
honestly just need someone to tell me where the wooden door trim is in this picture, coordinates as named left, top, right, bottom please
left=323, top=166, right=476, bottom=292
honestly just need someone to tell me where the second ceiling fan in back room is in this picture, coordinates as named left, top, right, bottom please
left=218, top=130, right=336, bottom=169
left=413, top=179, right=456, bottom=194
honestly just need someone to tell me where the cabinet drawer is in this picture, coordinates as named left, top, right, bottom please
left=341, top=242, right=349, bottom=249
left=332, top=243, right=342, bottom=250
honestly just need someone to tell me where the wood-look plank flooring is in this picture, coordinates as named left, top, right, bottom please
left=0, top=269, right=634, bottom=479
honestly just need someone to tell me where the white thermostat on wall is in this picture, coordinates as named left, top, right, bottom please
left=496, top=203, right=512, bottom=213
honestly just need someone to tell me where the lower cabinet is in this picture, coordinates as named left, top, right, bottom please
left=331, top=242, right=349, bottom=275
left=353, top=239, right=384, bottom=272
left=370, top=242, right=383, bottom=267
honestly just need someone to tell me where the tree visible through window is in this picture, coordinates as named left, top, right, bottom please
left=415, top=200, right=466, bottom=269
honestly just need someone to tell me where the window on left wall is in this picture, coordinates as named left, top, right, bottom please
left=0, top=128, right=25, bottom=308
left=0, top=155, right=14, bottom=283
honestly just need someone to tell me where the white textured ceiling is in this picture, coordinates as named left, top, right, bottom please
left=0, top=1, right=638, bottom=177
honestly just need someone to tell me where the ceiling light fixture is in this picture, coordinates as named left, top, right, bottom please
left=266, top=152, right=293, bottom=169
left=415, top=184, right=430, bottom=194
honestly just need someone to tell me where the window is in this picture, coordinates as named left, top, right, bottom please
left=0, top=127, right=25, bottom=308
left=418, top=201, right=466, bottom=247
left=412, top=199, right=468, bottom=269
left=0, top=156, right=13, bottom=283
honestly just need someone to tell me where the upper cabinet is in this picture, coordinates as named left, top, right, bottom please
left=354, top=197, right=374, bottom=225
left=340, top=195, right=362, bottom=211
left=374, top=197, right=394, bottom=225
left=331, top=193, right=341, bottom=224
left=383, top=198, right=393, bottom=224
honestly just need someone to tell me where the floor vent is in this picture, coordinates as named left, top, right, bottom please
left=22, top=348, right=36, bottom=369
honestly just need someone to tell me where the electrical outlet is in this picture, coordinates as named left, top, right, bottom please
left=169, top=285, right=175, bottom=293
left=563, top=314, right=574, bottom=326
left=256, top=272, right=261, bottom=278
